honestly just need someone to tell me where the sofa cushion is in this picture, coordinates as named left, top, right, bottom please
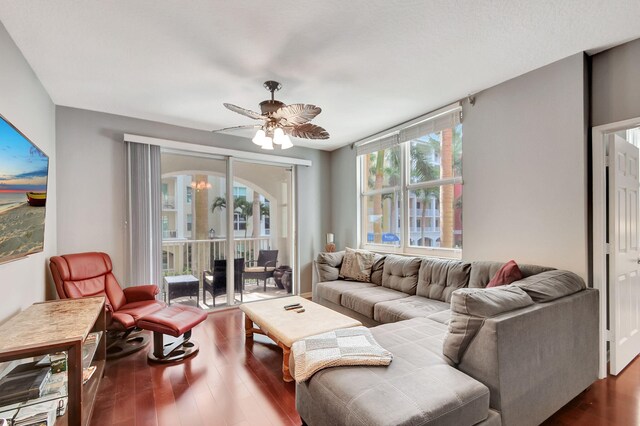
left=339, top=247, right=376, bottom=282
left=295, top=317, right=490, bottom=426
left=487, top=260, right=523, bottom=288
left=315, top=280, right=377, bottom=305
left=341, top=286, right=409, bottom=318
left=315, top=251, right=345, bottom=282
left=381, top=255, right=421, bottom=294
left=373, top=295, right=449, bottom=323
left=444, top=287, right=534, bottom=364
left=427, top=309, right=452, bottom=326
left=370, top=254, right=386, bottom=286
left=469, top=261, right=555, bottom=288
left=514, top=269, right=586, bottom=302
left=416, top=258, right=471, bottom=302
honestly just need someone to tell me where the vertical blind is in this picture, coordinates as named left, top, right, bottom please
left=126, top=141, right=162, bottom=286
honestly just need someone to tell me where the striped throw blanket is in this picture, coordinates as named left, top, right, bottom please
left=291, top=326, right=393, bottom=382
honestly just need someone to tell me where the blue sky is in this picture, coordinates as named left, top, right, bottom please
left=0, top=117, right=48, bottom=192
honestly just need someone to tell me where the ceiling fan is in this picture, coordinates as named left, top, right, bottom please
left=213, top=80, right=329, bottom=150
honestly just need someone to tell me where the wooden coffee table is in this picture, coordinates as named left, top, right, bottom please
left=240, top=296, right=361, bottom=382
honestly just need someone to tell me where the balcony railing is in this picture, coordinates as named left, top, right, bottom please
left=161, top=237, right=271, bottom=280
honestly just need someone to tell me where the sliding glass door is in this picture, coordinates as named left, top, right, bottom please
left=232, top=160, right=294, bottom=302
left=159, top=150, right=295, bottom=309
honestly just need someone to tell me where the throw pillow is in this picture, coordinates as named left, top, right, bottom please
left=339, top=247, right=375, bottom=282
left=487, top=260, right=523, bottom=288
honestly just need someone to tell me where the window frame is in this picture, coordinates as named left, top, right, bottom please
left=358, top=127, right=462, bottom=259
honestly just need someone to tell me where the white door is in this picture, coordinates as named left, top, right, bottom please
left=609, top=134, right=640, bottom=375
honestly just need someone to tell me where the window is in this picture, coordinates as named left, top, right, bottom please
left=233, top=186, right=247, bottom=200
left=186, top=186, right=192, bottom=203
left=358, top=104, right=462, bottom=257
left=234, top=212, right=247, bottom=231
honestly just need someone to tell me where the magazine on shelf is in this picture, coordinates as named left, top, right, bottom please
left=82, top=366, right=96, bottom=385
left=82, top=331, right=102, bottom=370
left=0, top=364, right=51, bottom=406
left=0, top=397, right=57, bottom=426
left=12, top=403, right=54, bottom=426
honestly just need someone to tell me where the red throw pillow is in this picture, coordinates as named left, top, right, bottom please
left=487, top=260, right=523, bottom=288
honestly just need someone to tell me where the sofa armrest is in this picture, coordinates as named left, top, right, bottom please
left=457, top=289, right=598, bottom=426
left=314, top=251, right=344, bottom=283
left=123, top=285, right=160, bottom=303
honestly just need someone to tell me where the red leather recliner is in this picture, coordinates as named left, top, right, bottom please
left=50, top=252, right=166, bottom=357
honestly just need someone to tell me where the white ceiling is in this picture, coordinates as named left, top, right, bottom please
left=1, top=1, right=639, bottom=151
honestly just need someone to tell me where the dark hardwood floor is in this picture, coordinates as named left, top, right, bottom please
left=544, top=357, right=640, bottom=425
left=91, top=308, right=299, bottom=426
left=91, top=308, right=640, bottom=426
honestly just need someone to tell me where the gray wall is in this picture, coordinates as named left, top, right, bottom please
left=592, top=38, right=640, bottom=127
left=0, top=22, right=56, bottom=323
left=330, top=53, right=589, bottom=280
left=330, top=144, right=357, bottom=249
left=55, top=107, right=330, bottom=294
left=463, top=53, right=588, bottom=280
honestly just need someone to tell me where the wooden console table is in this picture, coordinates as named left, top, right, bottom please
left=0, top=297, right=106, bottom=426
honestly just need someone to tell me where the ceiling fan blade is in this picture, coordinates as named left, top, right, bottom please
left=287, top=123, right=330, bottom=140
left=223, top=103, right=266, bottom=120
left=211, top=124, right=260, bottom=133
left=272, top=104, right=322, bottom=127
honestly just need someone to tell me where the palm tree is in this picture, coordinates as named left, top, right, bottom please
left=440, top=128, right=454, bottom=248
left=410, top=137, right=440, bottom=246
left=211, top=196, right=227, bottom=212
left=383, top=148, right=401, bottom=235
left=372, top=151, right=385, bottom=243
left=211, top=195, right=269, bottom=238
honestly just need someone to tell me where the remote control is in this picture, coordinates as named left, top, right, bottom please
left=284, top=304, right=302, bottom=310
left=296, top=308, right=305, bottom=313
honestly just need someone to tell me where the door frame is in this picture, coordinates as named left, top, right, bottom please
left=592, top=116, right=640, bottom=379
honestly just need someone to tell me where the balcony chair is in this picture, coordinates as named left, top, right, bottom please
left=50, top=252, right=208, bottom=363
left=202, top=258, right=245, bottom=307
left=243, top=249, right=278, bottom=291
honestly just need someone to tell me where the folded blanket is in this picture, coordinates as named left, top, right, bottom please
left=291, top=326, right=393, bottom=382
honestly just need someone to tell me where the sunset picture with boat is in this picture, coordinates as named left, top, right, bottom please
left=0, top=115, right=49, bottom=263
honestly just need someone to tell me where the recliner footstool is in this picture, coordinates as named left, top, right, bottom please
left=137, top=304, right=207, bottom=363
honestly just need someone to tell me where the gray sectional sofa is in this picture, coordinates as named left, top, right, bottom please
left=296, top=252, right=599, bottom=426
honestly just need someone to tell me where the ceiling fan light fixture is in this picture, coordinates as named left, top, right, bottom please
left=218, top=81, right=330, bottom=147
left=252, top=129, right=266, bottom=146
left=280, top=135, right=293, bottom=149
left=262, top=136, right=274, bottom=150
left=273, top=127, right=285, bottom=145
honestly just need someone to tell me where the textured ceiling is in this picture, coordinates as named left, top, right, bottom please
left=1, top=1, right=639, bottom=151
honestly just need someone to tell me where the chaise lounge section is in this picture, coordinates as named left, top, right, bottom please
left=297, top=251, right=598, bottom=426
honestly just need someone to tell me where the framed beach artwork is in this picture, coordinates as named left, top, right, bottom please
left=0, top=114, right=49, bottom=264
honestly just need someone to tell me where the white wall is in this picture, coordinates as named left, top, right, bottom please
left=462, top=53, right=588, bottom=280
left=330, top=53, right=589, bottom=281
left=55, top=107, right=330, bottom=294
left=0, top=22, right=56, bottom=323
